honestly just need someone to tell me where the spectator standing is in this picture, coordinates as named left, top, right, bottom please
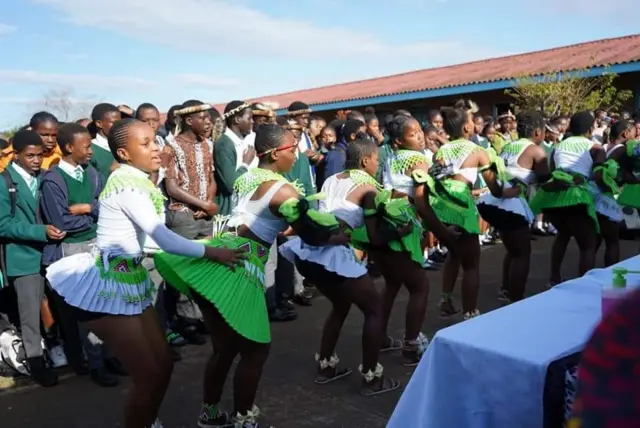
left=0, top=130, right=66, bottom=386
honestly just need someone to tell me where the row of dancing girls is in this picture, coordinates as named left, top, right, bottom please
left=280, top=127, right=462, bottom=390
left=155, top=124, right=347, bottom=428
left=428, top=105, right=520, bottom=319
left=529, top=111, right=611, bottom=284
left=279, top=139, right=403, bottom=394
left=477, top=110, right=550, bottom=302
left=45, top=118, right=247, bottom=428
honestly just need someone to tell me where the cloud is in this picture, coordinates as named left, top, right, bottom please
left=0, top=69, right=239, bottom=92
left=0, top=70, right=152, bottom=89
left=0, top=23, right=16, bottom=37
left=0, top=97, right=34, bottom=105
left=31, top=0, right=489, bottom=61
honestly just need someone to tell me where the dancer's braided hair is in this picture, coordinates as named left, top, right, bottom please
left=108, top=118, right=138, bottom=162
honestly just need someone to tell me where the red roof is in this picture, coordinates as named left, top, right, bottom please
left=214, top=34, right=640, bottom=111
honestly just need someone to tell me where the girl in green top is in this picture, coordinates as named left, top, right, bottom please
left=429, top=107, right=520, bottom=319
left=373, top=116, right=455, bottom=366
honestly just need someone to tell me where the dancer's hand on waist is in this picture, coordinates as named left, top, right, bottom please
left=502, top=186, right=522, bottom=199
left=327, top=230, right=351, bottom=246
left=204, top=246, right=248, bottom=270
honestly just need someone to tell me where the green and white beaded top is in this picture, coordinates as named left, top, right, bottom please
left=99, top=164, right=166, bottom=215
left=500, top=139, right=534, bottom=156
left=347, top=169, right=383, bottom=191
left=390, top=150, right=432, bottom=175
left=234, top=168, right=305, bottom=197
left=555, top=136, right=593, bottom=154
left=434, top=139, right=482, bottom=165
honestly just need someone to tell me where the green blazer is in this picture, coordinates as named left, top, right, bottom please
left=284, top=153, right=315, bottom=197
left=214, top=134, right=248, bottom=216
left=0, top=165, right=48, bottom=277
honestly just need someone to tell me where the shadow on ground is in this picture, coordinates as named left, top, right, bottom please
left=1, top=238, right=638, bottom=427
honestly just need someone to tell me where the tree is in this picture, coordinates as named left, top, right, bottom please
left=30, top=88, right=98, bottom=122
left=505, top=65, right=633, bottom=117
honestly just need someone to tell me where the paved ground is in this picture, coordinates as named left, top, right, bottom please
left=1, top=237, right=638, bottom=428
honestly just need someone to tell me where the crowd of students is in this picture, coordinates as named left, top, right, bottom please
left=0, top=98, right=639, bottom=428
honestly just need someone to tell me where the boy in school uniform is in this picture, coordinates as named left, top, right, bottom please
left=0, top=130, right=65, bottom=386
left=89, top=103, right=121, bottom=181
left=40, top=123, right=122, bottom=387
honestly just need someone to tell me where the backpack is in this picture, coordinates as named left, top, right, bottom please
left=0, top=170, right=16, bottom=289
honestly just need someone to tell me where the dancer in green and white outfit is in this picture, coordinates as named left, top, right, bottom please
left=46, top=119, right=244, bottom=428
left=529, top=111, right=607, bottom=283
left=156, top=124, right=341, bottom=428
left=594, top=120, right=635, bottom=267
left=477, top=111, right=550, bottom=302
left=374, top=115, right=456, bottom=365
left=280, top=139, right=404, bottom=395
left=617, top=127, right=640, bottom=252
left=429, top=107, right=520, bottom=319
left=618, top=138, right=640, bottom=211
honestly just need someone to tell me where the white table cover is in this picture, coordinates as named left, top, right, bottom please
left=387, top=255, right=640, bottom=428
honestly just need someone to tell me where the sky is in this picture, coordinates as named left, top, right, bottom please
left=0, top=0, right=639, bottom=129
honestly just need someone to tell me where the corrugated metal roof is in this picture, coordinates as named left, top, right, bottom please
left=213, top=34, right=640, bottom=112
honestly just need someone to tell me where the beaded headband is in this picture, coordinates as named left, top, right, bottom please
left=174, top=104, right=212, bottom=117
left=173, top=104, right=214, bottom=136
left=285, top=108, right=312, bottom=117
left=253, top=107, right=276, bottom=118
left=497, top=110, right=516, bottom=120
left=253, top=101, right=279, bottom=117
left=223, top=102, right=251, bottom=119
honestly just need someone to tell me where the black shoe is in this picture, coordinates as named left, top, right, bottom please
left=104, top=357, right=129, bottom=376
left=292, top=293, right=312, bottom=307
left=181, top=326, right=207, bottom=345
left=302, top=279, right=317, bottom=291
left=531, top=226, right=548, bottom=236
left=280, top=299, right=295, bottom=311
left=269, top=307, right=297, bottom=322
left=27, top=356, right=58, bottom=387
left=430, top=251, right=447, bottom=263
left=90, top=368, right=119, bottom=387
left=194, top=319, right=208, bottom=335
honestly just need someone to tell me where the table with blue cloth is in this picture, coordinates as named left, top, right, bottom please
left=387, top=255, right=640, bottom=428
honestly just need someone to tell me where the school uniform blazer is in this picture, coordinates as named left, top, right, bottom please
left=0, top=166, right=48, bottom=277
left=214, top=134, right=248, bottom=216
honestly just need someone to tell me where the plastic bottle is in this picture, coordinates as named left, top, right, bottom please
left=602, top=268, right=640, bottom=316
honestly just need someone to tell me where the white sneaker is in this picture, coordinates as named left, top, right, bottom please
left=48, top=345, right=68, bottom=368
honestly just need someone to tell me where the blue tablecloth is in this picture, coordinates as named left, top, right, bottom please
left=387, top=255, right=640, bottom=428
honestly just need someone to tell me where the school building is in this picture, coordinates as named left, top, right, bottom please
left=226, top=34, right=640, bottom=121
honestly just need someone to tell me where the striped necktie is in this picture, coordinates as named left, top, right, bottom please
left=28, top=177, right=38, bottom=198
left=75, top=167, right=84, bottom=181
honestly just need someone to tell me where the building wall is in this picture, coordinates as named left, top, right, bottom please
left=311, top=71, right=640, bottom=123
